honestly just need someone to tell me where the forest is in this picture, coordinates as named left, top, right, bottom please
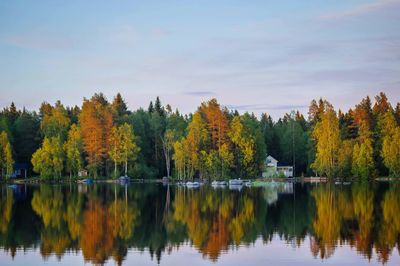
left=0, top=92, right=399, bottom=180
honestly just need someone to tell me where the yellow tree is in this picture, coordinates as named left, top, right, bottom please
left=0, top=131, right=14, bottom=178
left=40, top=101, right=71, bottom=140
left=185, top=112, right=209, bottom=178
left=228, top=116, right=255, bottom=178
left=311, top=104, right=341, bottom=178
left=352, top=122, right=375, bottom=178
left=380, top=112, right=400, bottom=176
left=31, top=137, right=64, bottom=178
left=173, top=138, right=188, bottom=179
left=108, top=123, right=140, bottom=177
left=337, top=140, right=354, bottom=178
left=63, top=124, right=83, bottom=178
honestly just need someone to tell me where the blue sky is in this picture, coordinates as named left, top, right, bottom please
left=0, top=0, right=399, bottom=119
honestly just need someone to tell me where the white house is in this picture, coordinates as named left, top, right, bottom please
left=262, top=155, right=294, bottom=178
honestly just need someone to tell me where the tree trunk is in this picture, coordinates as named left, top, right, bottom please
left=114, top=160, right=117, bottom=178
left=125, top=160, right=128, bottom=176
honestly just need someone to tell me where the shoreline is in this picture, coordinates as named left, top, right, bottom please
left=2, top=176, right=400, bottom=185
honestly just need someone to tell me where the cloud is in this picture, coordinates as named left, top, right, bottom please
left=321, top=0, right=400, bottom=20
left=225, top=103, right=308, bottom=112
left=183, top=91, right=216, bottom=96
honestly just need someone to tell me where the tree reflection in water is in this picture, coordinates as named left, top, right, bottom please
left=0, top=182, right=399, bottom=265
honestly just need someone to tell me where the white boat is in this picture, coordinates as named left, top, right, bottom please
left=186, top=181, right=200, bottom=188
left=211, top=180, right=227, bottom=188
left=244, top=180, right=252, bottom=187
left=229, top=179, right=243, bottom=186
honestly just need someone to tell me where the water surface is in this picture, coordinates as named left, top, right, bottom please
left=0, top=181, right=399, bottom=265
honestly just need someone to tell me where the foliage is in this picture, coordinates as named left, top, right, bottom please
left=0, top=131, right=14, bottom=178
left=311, top=103, right=340, bottom=177
left=63, top=124, right=83, bottom=177
left=31, top=137, right=64, bottom=178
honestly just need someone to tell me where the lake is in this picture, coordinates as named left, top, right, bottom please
left=0, top=181, right=399, bottom=265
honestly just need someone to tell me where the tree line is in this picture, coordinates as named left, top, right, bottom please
left=0, top=92, right=399, bottom=179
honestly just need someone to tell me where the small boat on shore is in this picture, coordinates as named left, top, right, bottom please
left=244, top=180, right=252, bottom=187
left=186, top=181, right=200, bottom=188
left=211, top=180, right=227, bottom=188
left=78, top=178, right=93, bottom=185
left=119, top=176, right=130, bottom=185
left=229, top=179, right=243, bottom=186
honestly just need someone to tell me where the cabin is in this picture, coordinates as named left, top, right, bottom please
left=12, top=163, right=28, bottom=178
left=262, top=155, right=294, bottom=178
left=78, top=170, right=88, bottom=177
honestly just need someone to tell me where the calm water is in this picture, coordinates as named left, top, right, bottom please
left=0, top=181, right=399, bottom=265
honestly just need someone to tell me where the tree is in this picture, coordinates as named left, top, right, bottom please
left=229, top=116, right=255, bottom=178
left=64, top=124, right=83, bottom=178
left=173, top=138, right=188, bottom=179
left=108, top=123, right=140, bottom=177
left=111, top=93, right=129, bottom=124
left=31, top=137, right=64, bottom=178
left=380, top=112, right=400, bottom=176
left=13, top=110, right=41, bottom=165
left=0, top=131, right=14, bottom=178
left=337, top=140, right=354, bottom=178
left=311, top=103, right=340, bottom=177
left=79, top=96, right=113, bottom=177
left=352, top=122, right=375, bottom=179
left=185, top=112, right=209, bottom=178
left=40, top=101, right=71, bottom=141
left=161, top=130, right=175, bottom=178
left=199, top=99, right=229, bottom=150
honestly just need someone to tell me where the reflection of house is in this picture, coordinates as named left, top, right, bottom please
left=12, top=163, right=28, bottom=178
left=262, top=155, right=294, bottom=178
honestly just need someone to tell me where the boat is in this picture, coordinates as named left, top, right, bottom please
left=186, top=181, right=200, bottom=188
left=244, top=180, right=252, bottom=187
left=229, top=179, right=243, bottom=186
left=119, top=176, right=130, bottom=185
left=211, top=180, right=227, bottom=188
left=78, top=178, right=93, bottom=185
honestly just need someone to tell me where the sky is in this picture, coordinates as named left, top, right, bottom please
left=0, top=0, right=399, bottom=119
